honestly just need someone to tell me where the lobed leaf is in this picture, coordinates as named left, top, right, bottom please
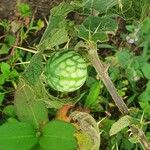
left=76, top=15, right=118, bottom=43
left=39, top=2, right=73, bottom=50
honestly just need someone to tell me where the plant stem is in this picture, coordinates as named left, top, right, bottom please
left=131, top=126, right=150, bottom=150
left=88, top=49, right=129, bottom=115
left=87, top=47, right=150, bottom=150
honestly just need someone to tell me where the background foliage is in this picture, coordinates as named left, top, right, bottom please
left=0, top=0, right=150, bottom=149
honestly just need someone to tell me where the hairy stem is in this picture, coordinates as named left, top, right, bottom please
left=88, top=47, right=150, bottom=150
left=88, top=49, right=129, bottom=115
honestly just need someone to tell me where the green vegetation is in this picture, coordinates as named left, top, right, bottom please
left=0, top=0, right=150, bottom=150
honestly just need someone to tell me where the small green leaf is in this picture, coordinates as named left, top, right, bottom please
left=0, top=122, right=38, bottom=150
left=0, top=34, right=15, bottom=55
left=17, top=3, right=31, bottom=17
left=3, top=105, right=16, bottom=117
left=1, top=62, right=10, bottom=75
left=116, top=50, right=132, bottom=68
left=138, top=17, right=150, bottom=42
left=85, top=80, right=102, bottom=107
left=138, top=90, right=150, bottom=102
left=139, top=101, right=150, bottom=117
left=110, top=115, right=131, bottom=136
left=0, top=74, right=6, bottom=85
left=22, top=52, right=43, bottom=86
left=142, top=63, right=150, bottom=79
left=14, top=79, right=48, bottom=128
left=138, top=81, right=150, bottom=102
left=39, top=120, right=77, bottom=150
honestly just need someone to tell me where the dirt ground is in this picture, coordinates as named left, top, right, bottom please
left=0, top=0, right=62, bottom=19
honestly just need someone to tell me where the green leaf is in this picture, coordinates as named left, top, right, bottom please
left=22, top=52, right=43, bottom=86
left=0, top=44, right=10, bottom=55
left=138, top=17, right=150, bottom=42
left=139, top=101, right=150, bottom=117
left=39, top=2, right=73, bottom=49
left=138, top=90, right=150, bottom=102
left=1, top=62, right=10, bottom=75
left=3, top=105, right=16, bottom=117
left=116, top=50, right=132, bottom=68
left=51, top=2, right=73, bottom=16
left=110, top=0, right=148, bottom=21
left=138, top=81, right=150, bottom=102
left=0, top=122, right=38, bottom=150
left=76, top=15, right=118, bottom=42
left=39, top=120, right=77, bottom=150
left=85, top=80, right=102, bottom=107
left=142, top=63, right=150, bottom=79
left=0, top=34, right=16, bottom=54
left=14, top=79, right=48, bottom=128
left=72, top=0, right=117, bottom=14
left=17, top=3, right=31, bottom=17
left=39, top=27, right=68, bottom=50
left=109, top=67, right=120, bottom=81
left=39, top=16, right=62, bottom=43
left=87, top=0, right=117, bottom=13
left=110, top=115, right=131, bottom=136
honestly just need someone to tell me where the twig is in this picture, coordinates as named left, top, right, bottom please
left=14, top=46, right=38, bottom=53
left=87, top=43, right=150, bottom=150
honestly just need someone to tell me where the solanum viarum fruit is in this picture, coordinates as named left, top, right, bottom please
left=45, top=50, right=87, bottom=92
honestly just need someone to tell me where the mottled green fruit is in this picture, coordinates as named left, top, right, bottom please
left=45, top=50, right=87, bottom=92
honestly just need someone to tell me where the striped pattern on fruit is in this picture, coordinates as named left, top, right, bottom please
left=45, top=50, right=87, bottom=92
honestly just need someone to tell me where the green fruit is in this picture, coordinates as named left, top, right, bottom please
left=45, top=50, right=87, bottom=92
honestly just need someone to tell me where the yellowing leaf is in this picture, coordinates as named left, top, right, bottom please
left=75, top=131, right=93, bottom=150
left=109, top=115, right=131, bottom=136
left=70, top=111, right=100, bottom=150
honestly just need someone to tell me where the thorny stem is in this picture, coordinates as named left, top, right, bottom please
left=130, top=126, right=150, bottom=150
left=87, top=43, right=150, bottom=150
left=88, top=49, right=129, bottom=115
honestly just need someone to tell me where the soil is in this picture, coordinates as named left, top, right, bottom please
left=0, top=0, right=62, bottom=19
